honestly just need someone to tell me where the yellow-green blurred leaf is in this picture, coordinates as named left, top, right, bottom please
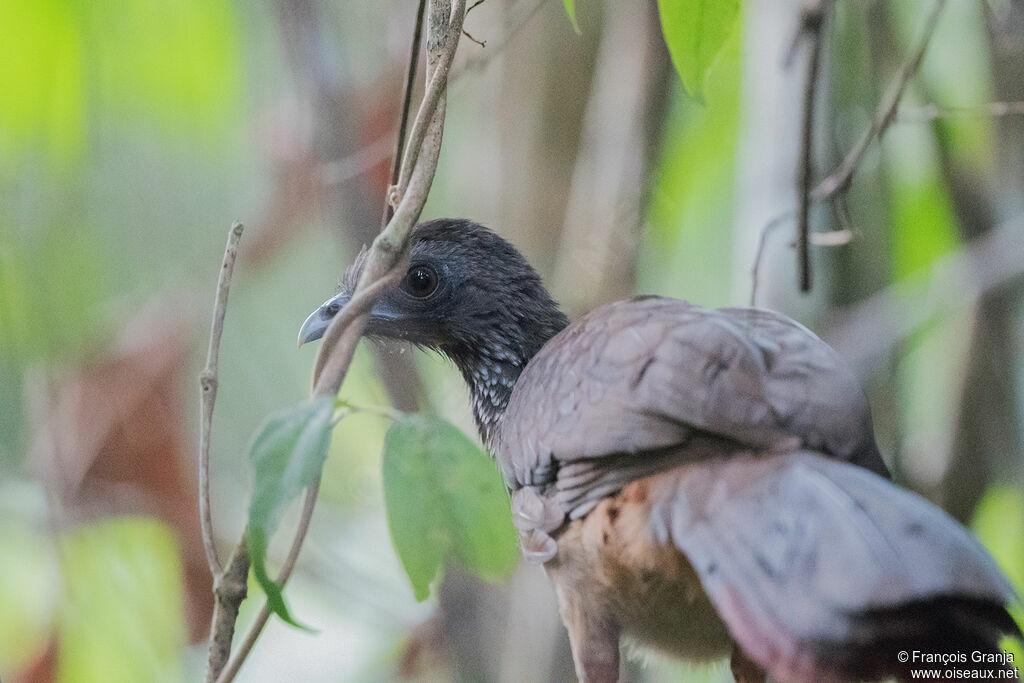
left=972, top=486, right=1024, bottom=660
left=0, top=521, right=57, bottom=673
left=885, top=122, right=959, bottom=280
left=0, top=0, right=85, bottom=167
left=643, top=21, right=741, bottom=307
left=84, top=0, right=241, bottom=139
left=0, top=0, right=240, bottom=171
left=58, top=517, right=185, bottom=683
left=562, top=0, right=581, bottom=34
left=656, top=0, right=740, bottom=101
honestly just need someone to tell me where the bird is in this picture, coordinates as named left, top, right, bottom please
left=298, top=218, right=1021, bottom=682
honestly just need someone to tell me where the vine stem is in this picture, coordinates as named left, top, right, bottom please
left=201, top=2, right=467, bottom=680
left=199, top=221, right=244, bottom=577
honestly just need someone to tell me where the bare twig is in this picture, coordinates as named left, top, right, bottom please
left=382, top=0, right=428, bottom=229
left=311, top=268, right=404, bottom=386
left=199, top=221, right=244, bottom=577
left=205, top=542, right=250, bottom=682
left=750, top=212, right=794, bottom=307
left=394, top=1, right=467, bottom=201
left=811, top=0, right=946, bottom=201
left=457, top=0, right=547, bottom=77
left=794, top=0, right=830, bottom=292
left=896, top=101, right=1024, bottom=123
left=314, top=0, right=466, bottom=399
left=462, top=28, right=486, bottom=47
left=317, top=0, right=549, bottom=194
left=203, top=2, right=467, bottom=680
left=215, top=479, right=321, bottom=683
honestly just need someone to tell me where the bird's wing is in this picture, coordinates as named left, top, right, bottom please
left=495, top=297, right=886, bottom=511
left=648, top=450, right=1018, bottom=682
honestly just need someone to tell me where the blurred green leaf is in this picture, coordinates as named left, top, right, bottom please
left=246, top=396, right=334, bottom=627
left=885, top=112, right=959, bottom=280
left=656, top=0, right=740, bottom=101
left=84, top=0, right=241, bottom=140
left=0, top=0, right=240, bottom=171
left=972, top=486, right=1024, bottom=659
left=382, top=415, right=518, bottom=601
left=562, top=0, right=581, bottom=34
left=0, top=0, right=84, bottom=167
left=0, top=521, right=57, bottom=674
left=642, top=20, right=741, bottom=307
left=58, top=517, right=184, bottom=683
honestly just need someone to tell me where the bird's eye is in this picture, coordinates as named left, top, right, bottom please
left=404, top=265, right=438, bottom=298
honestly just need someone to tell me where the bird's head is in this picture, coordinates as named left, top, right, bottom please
left=298, top=219, right=568, bottom=385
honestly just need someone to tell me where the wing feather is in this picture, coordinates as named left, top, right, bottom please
left=495, top=297, right=887, bottom=510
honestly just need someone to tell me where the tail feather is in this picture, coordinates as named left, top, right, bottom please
left=814, top=596, right=1021, bottom=681
left=651, top=450, right=1019, bottom=682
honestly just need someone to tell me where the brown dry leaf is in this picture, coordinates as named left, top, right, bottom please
left=28, top=297, right=213, bottom=643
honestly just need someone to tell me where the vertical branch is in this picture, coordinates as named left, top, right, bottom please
left=794, top=2, right=829, bottom=292
left=202, top=3, right=466, bottom=681
left=215, top=479, right=321, bottom=683
left=382, top=0, right=428, bottom=230
left=206, top=542, right=250, bottom=683
left=199, top=221, right=244, bottom=576
left=312, top=0, right=466, bottom=397
left=811, top=0, right=946, bottom=200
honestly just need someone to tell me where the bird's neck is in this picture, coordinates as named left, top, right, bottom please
left=449, top=314, right=569, bottom=447
left=456, top=349, right=523, bottom=447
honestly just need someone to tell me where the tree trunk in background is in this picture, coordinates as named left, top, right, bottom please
left=495, top=0, right=603, bottom=273
left=551, top=0, right=672, bottom=317
left=733, top=0, right=826, bottom=318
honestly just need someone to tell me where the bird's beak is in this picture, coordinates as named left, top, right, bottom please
left=298, top=292, right=350, bottom=348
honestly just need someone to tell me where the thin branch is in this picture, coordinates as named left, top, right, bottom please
left=394, top=2, right=467, bottom=201
left=215, top=479, right=321, bottom=683
left=750, top=212, right=794, bottom=307
left=204, top=3, right=467, bottom=680
left=199, top=221, right=244, bottom=577
left=896, top=101, right=1024, bottom=123
left=811, top=0, right=946, bottom=202
left=382, top=0, right=428, bottom=230
left=314, top=0, right=466, bottom=399
left=311, top=267, right=404, bottom=386
left=462, top=28, right=486, bottom=47
left=205, top=541, right=251, bottom=682
left=456, top=0, right=547, bottom=77
left=794, top=0, right=830, bottom=292
left=316, top=0, right=548, bottom=193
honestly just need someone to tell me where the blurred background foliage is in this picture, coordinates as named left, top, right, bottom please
left=0, top=0, right=1022, bottom=681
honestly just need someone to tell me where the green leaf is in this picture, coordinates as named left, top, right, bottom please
left=58, top=518, right=185, bottom=683
left=382, top=415, right=518, bottom=601
left=562, top=0, right=581, bottom=34
left=246, top=395, right=335, bottom=627
left=657, top=0, right=740, bottom=101
left=972, top=486, right=1024, bottom=660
